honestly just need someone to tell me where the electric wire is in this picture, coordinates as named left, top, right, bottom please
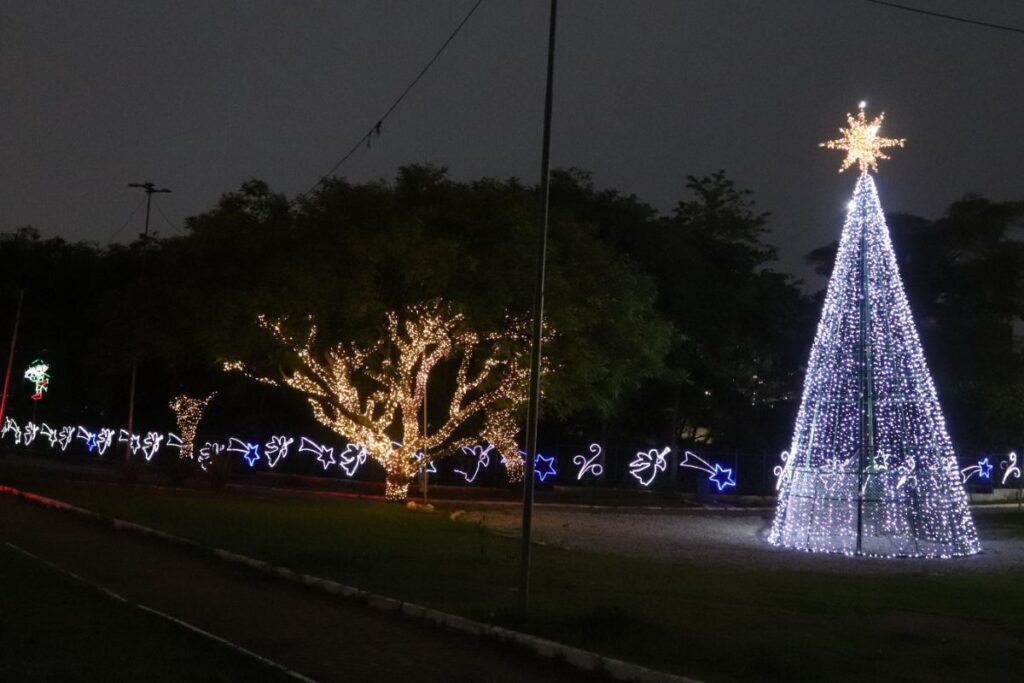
left=861, top=0, right=1024, bottom=34
left=301, top=0, right=486, bottom=198
left=152, top=197, right=184, bottom=236
left=106, top=196, right=147, bottom=243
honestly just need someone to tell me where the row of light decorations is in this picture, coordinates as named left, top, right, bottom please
left=0, top=414, right=738, bottom=490
left=4, top=410, right=1021, bottom=491
left=11, top=351, right=1021, bottom=494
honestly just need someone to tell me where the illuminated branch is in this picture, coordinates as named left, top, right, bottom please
left=226, top=302, right=534, bottom=500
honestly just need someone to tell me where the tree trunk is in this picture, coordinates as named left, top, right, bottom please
left=384, top=472, right=412, bottom=501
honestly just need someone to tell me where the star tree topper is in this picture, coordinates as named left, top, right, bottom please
left=820, top=101, right=905, bottom=174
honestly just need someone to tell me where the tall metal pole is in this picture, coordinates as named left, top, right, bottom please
left=0, top=289, right=25, bottom=431
left=519, top=0, right=558, bottom=615
left=124, top=182, right=171, bottom=471
left=421, top=375, right=429, bottom=502
left=856, top=187, right=876, bottom=554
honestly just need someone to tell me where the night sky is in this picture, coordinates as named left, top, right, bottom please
left=2, top=0, right=1022, bottom=283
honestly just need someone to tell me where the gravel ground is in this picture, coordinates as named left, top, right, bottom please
left=462, top=505, right=1024, bottom=574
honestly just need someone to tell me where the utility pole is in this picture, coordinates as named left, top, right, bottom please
left=421, top=376, right=429, bottom=502
left=519, top=0, right=558, bottom=615
left=0, top=289, right=25, bottom=433
left=124, top=182, right=171, bottom=473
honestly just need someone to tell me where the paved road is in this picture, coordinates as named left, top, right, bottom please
left=0, top=495, right=600, bottom=683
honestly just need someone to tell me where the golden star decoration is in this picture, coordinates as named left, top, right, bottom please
left=820, top=102, right=905, bottom=174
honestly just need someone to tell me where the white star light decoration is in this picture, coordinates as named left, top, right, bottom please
left=820, top=101, right=905, bottom=175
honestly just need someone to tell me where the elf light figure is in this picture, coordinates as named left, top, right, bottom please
left=769, top=103, right=980, bottom=558
left=24, top=359, right=50, bottom=401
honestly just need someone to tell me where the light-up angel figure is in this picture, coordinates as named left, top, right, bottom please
left=454, top=444, right=492, bottom=484
left=629, top=447, right=669, bottom=487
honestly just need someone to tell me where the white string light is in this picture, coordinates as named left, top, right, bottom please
left=1002, top=452, right=1021, bottom=486
left=57, top=425, right=75, bottom=451
left=197, top=441, right=223, bottom=472
left=337, top=443, right=368, bottom=477
left=95, top=428, right=115, bottom=456
left=22, top=421, right=39, bottom=446
left=225, top=302, right=534, bottom=500
left=679, top=450, right=736, bottom=491
left=141, top=432, right=164, bottom=461
left=169, top=393, right=217, bottom=461
left=454, top=444, right=492, bottom=484
left=573, top=443, right=604, bottom=480
left=629, top=447, right=669, bottom=487
left=227, top=437, right=261, bottom=467
left=264, top=436, right=293, bottom=468
left=771, top=108, right=979, bottom=558
left=39, top=423, right=59, bottom=448
left=298, top=437, right=335, bottom=470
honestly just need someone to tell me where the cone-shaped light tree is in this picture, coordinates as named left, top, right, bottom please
left=769, top=103, right=980, bottom=557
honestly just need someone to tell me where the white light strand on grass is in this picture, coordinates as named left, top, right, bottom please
left=573, top=444, right=604, bottom=480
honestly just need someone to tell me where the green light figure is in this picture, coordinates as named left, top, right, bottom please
left=24, top=359, right=49, bottom=401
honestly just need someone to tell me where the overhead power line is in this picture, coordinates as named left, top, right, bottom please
left=861, top=0, right=1024, bottom=34
left=106, top=196, right=147, bottom=243
left=152, top=197, right=184, bottom=236
left=302, top=0, right=486, bottom=198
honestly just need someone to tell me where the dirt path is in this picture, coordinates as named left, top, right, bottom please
left=0, top=495, right=599, bottom=683
left=463, top=505, right=1024, bottom=573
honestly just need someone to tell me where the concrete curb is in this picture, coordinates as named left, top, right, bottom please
left=0, top=484, right=701, bottom=683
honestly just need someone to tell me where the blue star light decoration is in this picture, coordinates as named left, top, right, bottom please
left=534, top=453, right=557, bottom=482
left=978, top=457, right=993, bottom=480
left=709, top=463, right=736, bottom=492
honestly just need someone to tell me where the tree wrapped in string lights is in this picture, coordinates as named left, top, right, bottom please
left=225, top=302, right=531, bottom=500
left=769, top=103, right=980, bottom=557
left=169, top=392, right=216, bottom=461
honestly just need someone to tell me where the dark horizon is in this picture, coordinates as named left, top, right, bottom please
left=2, top=1, right=1022, bottom=284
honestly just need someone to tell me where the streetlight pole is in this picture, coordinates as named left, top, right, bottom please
left=519, top=0, right=558, bottom=615
left=0, top=289, right=25, bottom=433
left=124, top=182, right=170, bottom=473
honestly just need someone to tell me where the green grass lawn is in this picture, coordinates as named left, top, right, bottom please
left=0, top=541, right=294, bottom=682
left=3, top=464, right=1022, bottom=682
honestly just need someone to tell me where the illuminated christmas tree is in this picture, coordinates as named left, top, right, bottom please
left=769, top=104, right=980, bottom=557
